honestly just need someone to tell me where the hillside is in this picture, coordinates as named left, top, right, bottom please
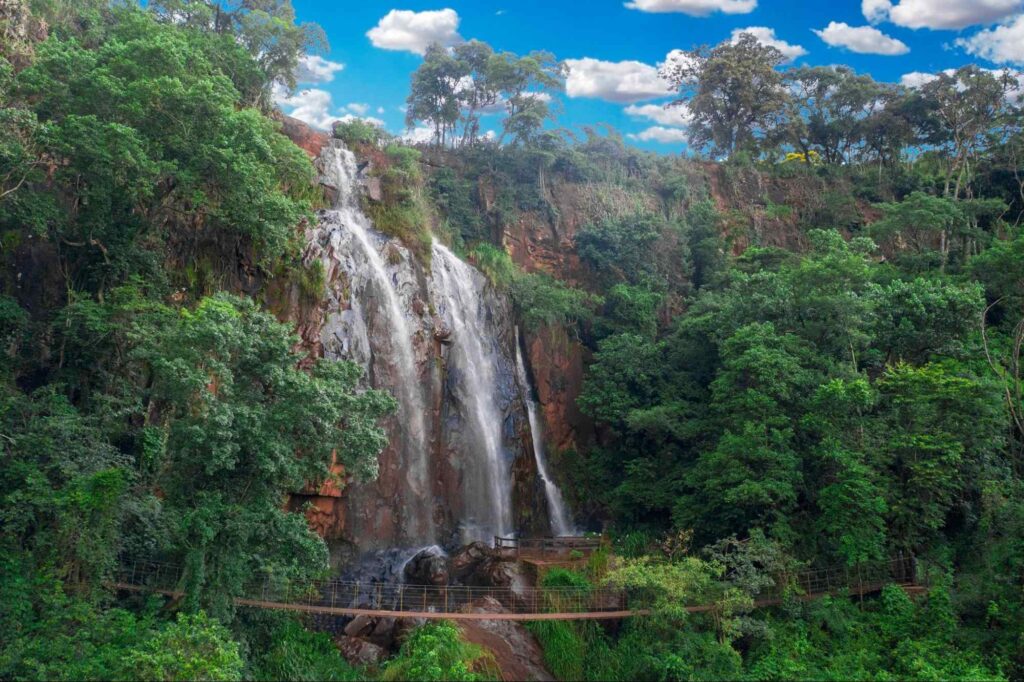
left=2, top=1, right=1024, bottom=681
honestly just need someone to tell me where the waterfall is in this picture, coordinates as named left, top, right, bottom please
left=318, top=140, right=433, bottom=543
left=514, top=327, right=575, bottom=536
left=431, top=241, right=513, bottom=542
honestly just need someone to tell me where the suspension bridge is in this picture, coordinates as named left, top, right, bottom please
left=112, top=540, right=921, bottom=621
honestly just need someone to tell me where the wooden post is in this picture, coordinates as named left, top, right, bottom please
left=444, top=585, right=448, bottom=613
left=399, top=585, right=404, bottom=612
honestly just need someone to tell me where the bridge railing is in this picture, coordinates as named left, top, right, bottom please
left=494, top=535, right=603, bottom=559
left=112, top=554, right=919, bottom=617
left=113, top=559, right=632, bottom=615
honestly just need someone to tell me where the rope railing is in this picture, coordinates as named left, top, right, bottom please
left=110, top=555, right=918, bottom=620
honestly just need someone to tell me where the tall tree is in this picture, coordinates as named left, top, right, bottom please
left=661, top=33, right=789, bottom=158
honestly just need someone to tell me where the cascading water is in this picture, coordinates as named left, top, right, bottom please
left=514, top=327, right=575, bottom=536
left=317, top=140, right=433, bottom=543
left=431, top=241, right=514, bottom=542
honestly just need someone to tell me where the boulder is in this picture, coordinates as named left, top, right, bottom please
left=450, top=541, right=493, bottom=581
left=403, top=545, right=450, bottom=586
left=460, top=597, right=555, bottom=681
left=343, top=615, right=397, bottom=650
left=335, top=635, right=385, bottom=666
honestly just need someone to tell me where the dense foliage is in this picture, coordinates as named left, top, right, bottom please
left=4, top=2, right=1024, bottom=679
left=0, top=1, right=400, bottom=679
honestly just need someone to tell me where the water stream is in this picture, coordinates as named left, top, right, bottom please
left=318, top=140, right=433, bottom=543
left=514, top=327, right=575, bottom=536
left=431, top=241, right=514, bottom=542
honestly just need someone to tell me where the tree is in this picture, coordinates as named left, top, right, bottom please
left=780, top=66, right=892, bottom=165
left=917, top=66, right=1017, bottom=200
left=134, top=294, right=395, bottom=615
left=876, top=363, right=1004, bottom=550
left=124, top=612, right=244, bottom=681
left=803, top=379, right=889, bottom=564
left=7, top=7, right=317, bottom=295
left=662, top=33, right=789, bottom=158
left=404, top=40, right=564, bottom=148
left=870, top=192, right=967, bottom=269
left=680, top=323, right=811, bottom=541
left=381, top=622, right=495, bottom=681
left=149, top=0, right=327, bottom=106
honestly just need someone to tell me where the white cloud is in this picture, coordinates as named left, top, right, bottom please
left=295, top=54, right=344, bottom=83
left=627, top=126, right=689, bottom=143
left=625, top=102, right=692, bottom=127
left=564, top=57, right=675, bottom=103
left=337, top=113, right=386, bottom=128
left=862, top=0, right=893, bottom=23
left=366, top=9, right=462, bottom=55
left=403, top=125, right=437, bottom=144
left=899, top=70, right=940, bottom=87
left=624, top=0, right=756, bottom=16
left=346, top=102, right=370, bottom=115
left=273, top=87, right=339, bottom=129
left=730, top=26, right=808, bottom=62
left=377, top=106, right=386, bottom=114
left=813, top=22, right=909, bottom=55
left=273, top=87, right=384, bottom=130
left=862, top=0, right=1022, bottom=29
left=957, top=14, right=1024, bottom=64
left=900, top=66, right=1024, bottom=100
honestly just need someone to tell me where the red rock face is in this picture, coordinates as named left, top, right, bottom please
left=279, top=115, right=329, bottom=158
left=525, top=325, right=592, bottom=456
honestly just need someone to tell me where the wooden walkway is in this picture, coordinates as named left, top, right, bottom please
left=111, top=553, right=919, bottom=622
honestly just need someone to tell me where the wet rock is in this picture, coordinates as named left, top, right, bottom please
left=343, top=615, right=397, bottom=650
left=335, top=635, right=385, bottom=666
left=403, top=545, right=450, bottom=586
left=460, top=597, right=555, bottom=681
left=464, top=558, right=531, bottom=605
left=450, top=541, right=493, bottom=581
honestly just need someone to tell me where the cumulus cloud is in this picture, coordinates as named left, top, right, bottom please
left=730, top=26, right=808, bottom=62
left=366, top=8, right=462, bottom=55
left=813, top=22, right=909, bottom=55
left=627, top=126, right=689, bottom=143
left=862, top=0, right=1022, bottom=29
left=624, top=0, right=757, bottom=16
left=337, top=113, right=386, bottom=128
left=273, top=87, right=339, bottom=129
left=900, top=67, right=1024, bottom=100
left=346, top=102, right=370, bottom=115
left=899, top=71, right=940, bottom=87
left=564, top=57, right=675, bottom=103
left=273, top=87, right=383, bottom=130
left=295, top=54, right=344, bottom=83
left=956, top=15, right=1024, bottom=65
left=625, top=102, right=692, bottom=127
left=403, top=125, right=437, bottom=144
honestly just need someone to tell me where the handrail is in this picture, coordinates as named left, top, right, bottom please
left=109, top=555, right=919, bottom=620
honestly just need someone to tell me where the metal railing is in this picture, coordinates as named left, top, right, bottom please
left=493, top=535, right=603, bottom=559
left=113, top=559, right=629, bottom=616
left=111, top=554, right=919, bottom=620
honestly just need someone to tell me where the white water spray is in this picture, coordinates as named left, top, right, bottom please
left=431, top=241, right=513, bottom=542
left=514, top=327, right=575, bottom=536
left=319, top=140, right=433, bottom=542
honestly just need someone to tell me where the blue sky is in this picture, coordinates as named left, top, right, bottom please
left=277, top=0, right=1024, bottom=153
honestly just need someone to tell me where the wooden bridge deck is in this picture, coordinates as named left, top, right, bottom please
left=111, top=552, right=920, bottom=621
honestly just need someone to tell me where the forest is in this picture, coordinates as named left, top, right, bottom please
left=1, top=0, right=1023, bottom=680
